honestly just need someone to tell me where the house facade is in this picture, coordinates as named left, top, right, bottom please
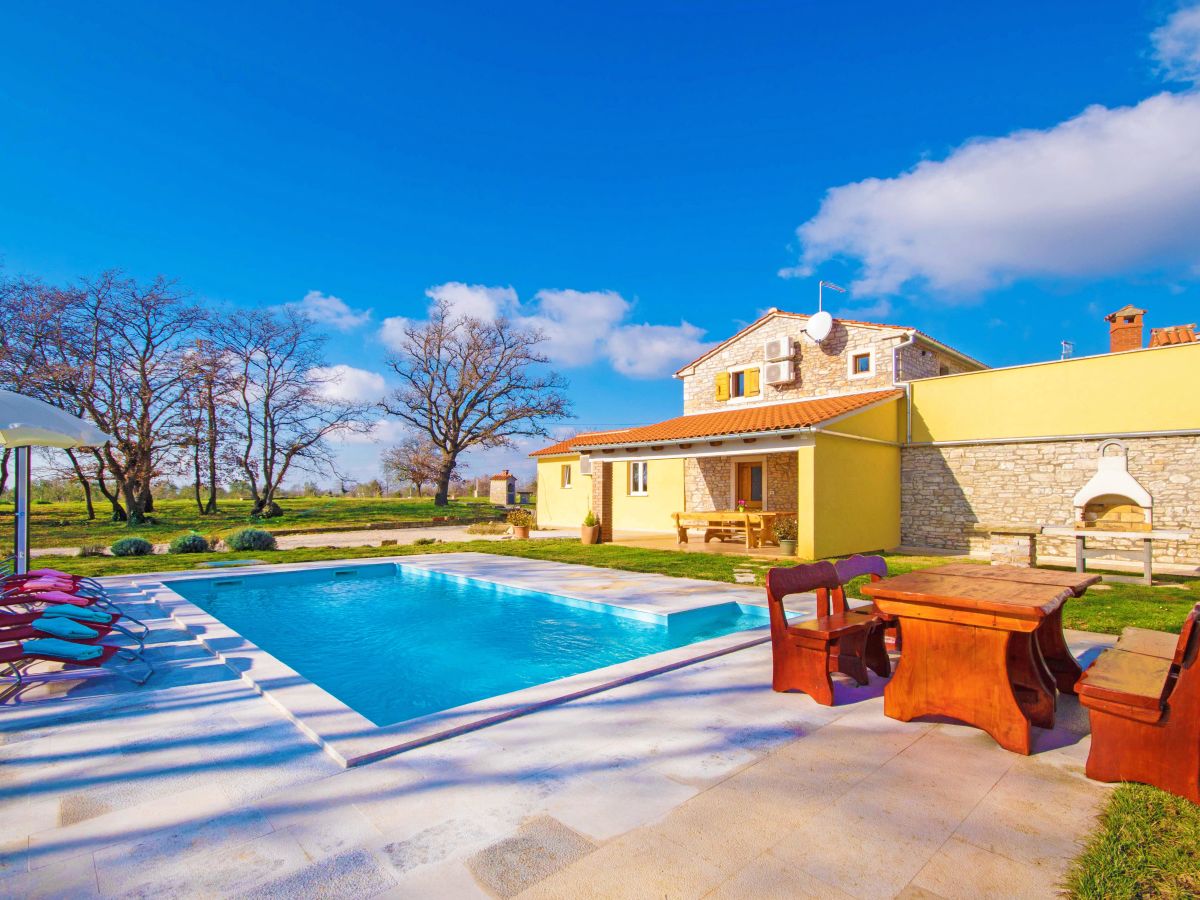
left=533, top=306, right=1200, bottom=565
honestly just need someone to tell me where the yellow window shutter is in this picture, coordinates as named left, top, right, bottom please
left=745, top=368, right=760, bottom=396
left=715, top=372, right=730, bottom=401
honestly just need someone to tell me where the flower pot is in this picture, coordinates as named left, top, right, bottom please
left=512, top=526, right=530, bottom=539
left=779, top=539, right=797, bottom=556
left=581, top=525, right=601, bottom=545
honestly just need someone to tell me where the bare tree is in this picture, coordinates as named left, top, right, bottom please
left=40, top=272, right=202, bottom=524
left=221, top=307, right=374, bottom=517
left=381, top=434, right=445, bottom=497
left=381, top=301, right=571, bottom=506
left=181, top=335, right=233, bottom=514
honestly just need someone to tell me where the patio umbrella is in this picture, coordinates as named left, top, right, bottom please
left=0, top=390, right=112, bottom=574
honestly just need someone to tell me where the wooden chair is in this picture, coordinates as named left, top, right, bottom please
left=1076, top=602, right=1200, bottom=802
left=765, top=561, right=889, bottom=705
left=834, top=554, right=900, bottom=653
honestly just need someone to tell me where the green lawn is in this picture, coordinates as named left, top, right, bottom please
left=35, top=538, right=1196, bottom=636
left=1065, top=783, right=1200, bottom=899
left=1, top=496, right=500, bottom=550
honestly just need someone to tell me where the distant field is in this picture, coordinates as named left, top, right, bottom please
left=0, top=496, right=501, bottom=550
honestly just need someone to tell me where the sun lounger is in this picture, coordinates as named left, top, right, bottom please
left=0, top=637, right=153, bottom=687
left=0, top=605, right=146, bottom=643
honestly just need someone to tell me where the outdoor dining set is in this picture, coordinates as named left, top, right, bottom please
left=765, top=557, right=1200, bottom=803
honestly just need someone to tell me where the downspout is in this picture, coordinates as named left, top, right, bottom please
left=892, top=332, right=916, bottom=445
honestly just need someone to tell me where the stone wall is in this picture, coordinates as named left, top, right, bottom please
left=681, top=314, right=980, bottom=414
left=684, top=452, right=797, bottom=512
left=900, top=435, right=1200, bottom=564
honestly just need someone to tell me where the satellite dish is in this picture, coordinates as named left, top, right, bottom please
left=805, top=310, right=833, bottom=343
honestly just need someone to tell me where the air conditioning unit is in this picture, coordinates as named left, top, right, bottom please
left=578, top=454, right=592, bottom=475
left=763, top=335, right=793, bottom=361
left=764, top=360, right=794, bottom=385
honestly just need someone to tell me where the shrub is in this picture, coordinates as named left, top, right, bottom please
left=79, top=544, right=108, bottom=558
left=506, top=508, right=535, bottom=528
left=169, top=532, right=211, bottom=554
left=226, top=528, right=277, bottom=551
left=465, top=521, right=509, bottom=535
left=110, top=537, right=153, bottom=557
left=412, top=537, right=438, bottom=546
left=582, top=510, right=597, bottom=527
left=775, top=517, right=798, bottom=542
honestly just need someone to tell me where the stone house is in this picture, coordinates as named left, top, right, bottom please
left=489, top=470, right=517, bottom=506
left=533, top=305, right=1200, bottom=566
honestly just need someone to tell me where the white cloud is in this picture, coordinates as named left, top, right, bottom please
left=378, top=315, right=411, bottom=352
left=520, top=289, right=630, bottom=366
left=379, top=282, right=712, bottom=379
left=606, top=321, right=711, bottom=378
left=288, top=291, right=371, bottom=331
left=308, top=364, right=386, bottom=403
left=789, top=91, right=1200, bottom=297
left=330, top=418, right=410, bottom=446
left=425, top=282, right=518, bottom=321
left=1154, top=3, right=1200, bottom=83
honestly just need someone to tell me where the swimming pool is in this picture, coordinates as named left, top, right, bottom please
left=166, top=563, right=770, bottom=727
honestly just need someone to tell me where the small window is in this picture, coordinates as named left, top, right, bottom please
left=561, top=465, right=572, bottom=489
left=938, top=364, right=950, bottom=376
left=730, top=371, right=746, bottom=397
left=629, top=461, right=649, bottom=496
left=850, top=352, right=873, bottom=377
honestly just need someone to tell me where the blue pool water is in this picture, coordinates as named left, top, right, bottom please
left=168, top=564, right=769, bottom=726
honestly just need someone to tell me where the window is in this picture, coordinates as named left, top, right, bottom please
left=849, top=352, right=873, bottom=377
left=561, top=465, right=572, bottom=488
left=716, top=367, right=760, bottom=401
left=630, top=461, right=649, bottom=496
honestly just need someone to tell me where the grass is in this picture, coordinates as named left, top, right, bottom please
left=38, top=538, right=1197, bottom=635
left=3, top=496, right=499, bottom=550
left=1064, top=783, right=1200, bottom=899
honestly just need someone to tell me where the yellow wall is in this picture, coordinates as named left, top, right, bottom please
left=910, top=343, right=1200, bottom=443
left=822, top=396, right=904, bottom=442
left=534, top=456, right=590, bottom=528
left=610, top=458, right=686, bottom=533
left=794, top=434, right=901, bottom=559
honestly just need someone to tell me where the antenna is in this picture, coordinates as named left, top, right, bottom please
left=818, top=280, right=846, bottom=312
left=1060, top=340, right=1074, bottom=360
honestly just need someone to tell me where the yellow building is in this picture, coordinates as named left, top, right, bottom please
left=533, top=307, right=1200, bottom=564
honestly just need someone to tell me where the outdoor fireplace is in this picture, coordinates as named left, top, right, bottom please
left=1072, top=440, right=1152, bottom=531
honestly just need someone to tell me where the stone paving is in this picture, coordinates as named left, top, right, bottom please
left=0, top=573, right=1116, bottom=899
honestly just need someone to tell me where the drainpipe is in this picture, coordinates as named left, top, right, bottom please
left=892, top=333, right=916, bottom=445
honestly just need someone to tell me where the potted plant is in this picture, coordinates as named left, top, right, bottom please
left=507, top=508, right=534, bottom=539
left=581, top=510, right=601, bottom=545
left=736, top=498, right=747, bottom=512
left=775, top=516, right=798, bottom=556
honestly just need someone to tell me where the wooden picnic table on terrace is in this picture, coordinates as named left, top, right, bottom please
left=672, top=510, right=787, bottom=550
left=862, top=565, right=1100, bottom=754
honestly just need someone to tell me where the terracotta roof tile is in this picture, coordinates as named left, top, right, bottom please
left=1149, top=324, right=1197, bottom=347
left=530, top=390, right=900, bottom=455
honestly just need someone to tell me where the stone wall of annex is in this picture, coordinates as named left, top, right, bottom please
left=900, top=435, right=1200, bottom=565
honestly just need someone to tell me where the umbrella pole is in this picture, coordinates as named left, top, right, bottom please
left=14, top=445, right=30, bottom=575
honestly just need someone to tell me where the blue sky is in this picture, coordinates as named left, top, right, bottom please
left=3, top=2, right=1199, bottom=482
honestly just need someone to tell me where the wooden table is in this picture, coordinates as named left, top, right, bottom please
left=673, top=511, right=782, bottom=549
left=863, top=565, right=1099, bottom=754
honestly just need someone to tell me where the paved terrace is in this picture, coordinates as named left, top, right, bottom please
left=0, top=562, right=1116, bottom=899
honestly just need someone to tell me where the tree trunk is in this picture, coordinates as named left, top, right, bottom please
left=139, top=484, right=154, bottom=514
left=123, top=480, right=148, bottom=525
left=64, top=449, right=96, bottom=520
left=193, top=444, right=204, bottom=515
left=204, top=383, right=219, bottom=513
left=0, top=448, right=9, bottom=497
left=93, top=455, right=127, bottom=521
left=433, top=455, right=457, bottom=507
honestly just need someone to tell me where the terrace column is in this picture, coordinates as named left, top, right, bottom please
left=591, top=460, right=613, bottom=542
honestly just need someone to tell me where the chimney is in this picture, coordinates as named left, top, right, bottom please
left=1104, top=305, right=1145, bottom=353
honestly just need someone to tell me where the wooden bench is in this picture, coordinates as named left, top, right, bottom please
left=765, top=561, right=889, bottom=706
left=1076, top=602, right=1200, bottom=802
